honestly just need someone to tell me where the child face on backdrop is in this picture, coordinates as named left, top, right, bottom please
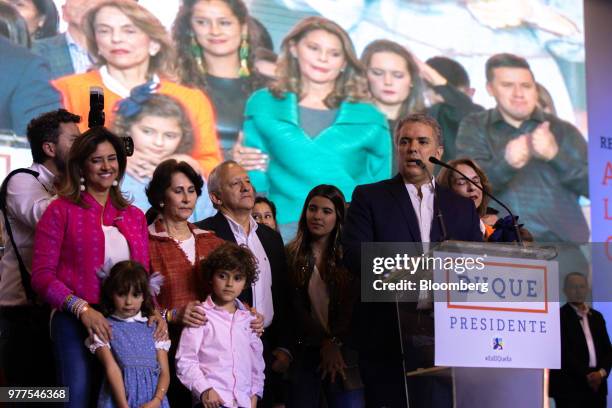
left=211, top=269, right=246, bottom=307
left=130, top=115, right=183, bottom=162
left=112, top=287, right=144, bottom=319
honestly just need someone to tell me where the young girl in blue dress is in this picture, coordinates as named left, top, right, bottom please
left=87, top=261, right=171, bottom=408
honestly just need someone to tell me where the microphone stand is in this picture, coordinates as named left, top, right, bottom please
left=428, top=157, right=523, bottom=246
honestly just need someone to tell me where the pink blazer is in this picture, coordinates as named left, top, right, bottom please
left=32, top=192, right=149, bottom=309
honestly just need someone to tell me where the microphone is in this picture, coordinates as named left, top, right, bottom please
left=428, top=156, right=523, bottom=245
left=88, top=87, right=105, bottom=128
left=415, top=159, right=448, bottom=241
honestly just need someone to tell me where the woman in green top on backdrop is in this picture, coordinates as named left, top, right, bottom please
left=243, top=16, right=390, bottom=240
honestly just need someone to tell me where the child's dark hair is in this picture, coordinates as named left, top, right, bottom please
left=100, top=261, right=155, bottom=317
left=200, top=243, right=259, bottom=287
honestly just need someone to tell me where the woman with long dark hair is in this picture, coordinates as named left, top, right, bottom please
left=31, top=127, right=165, bottom=408
left=173, top=0, right=269, bottom=160
left=286, top=184, right=363, bottom=407
left=7, top=0, right=58, bottom=39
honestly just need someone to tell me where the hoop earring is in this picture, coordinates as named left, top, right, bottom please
left=79, top=177, right=86, bottom=192
left=238, top=32, right=250, bottom=78
left=190, top=32, right=205, bottom=74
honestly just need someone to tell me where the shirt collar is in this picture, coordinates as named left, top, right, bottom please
left=491, top=107, right=545, bottom=126
left=203, top=295, right=248, bottom=311
left=31, top=162, right=57, bottom=192
left=65, top=31, right=83, bottom=51
left=99, top=65, right=160, bottom=99
left=569, top=302, right=590, bottom=317
left=111, top=311, right=148, bottom=322
left=405, top=178, right=436, bottom=195
left=224, top=213, right=258, bottom=238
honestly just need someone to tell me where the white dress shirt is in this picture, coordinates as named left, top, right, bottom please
left=0, top=163, right=55, bottom=306
left=224, top=214, right=274, bottom=328
left=570, top=303, right=598, bottom=368
left=405, top=179, right=436, bottom=243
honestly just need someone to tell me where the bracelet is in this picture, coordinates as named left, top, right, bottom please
left=78, top=303, right=90, bottom=318
left=169, top=309, right=178, bottom=323
left=160, top=308, right=168, bottom=321
left=64, top=295, right=89, bottom=318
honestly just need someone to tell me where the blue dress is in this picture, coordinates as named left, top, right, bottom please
left=97, top=317, right=170, bottom=408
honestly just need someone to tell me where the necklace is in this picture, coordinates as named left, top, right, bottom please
left=164, top=220, right=192, bottom=242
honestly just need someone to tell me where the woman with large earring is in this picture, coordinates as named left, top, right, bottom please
left=286, top=184, right=363, bottom=407
left=31, top=127, right=166, bottom=408
left=173, top=0, right=269, bottom=162
left=52, top=0, right=222, bottom=177
left=243, top=16, right=390, bottom=240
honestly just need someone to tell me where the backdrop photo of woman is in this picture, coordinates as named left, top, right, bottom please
left=361, top=39, right=483, bottom=166
left=52, top=0, right=222, bottom=178
left=113, top=93, right=215, bottom=222
left=243, top=16, right=391, bottom=240
left=173, top=0, right=271, bottom=162
left=6, top=0, right=58, bottom=40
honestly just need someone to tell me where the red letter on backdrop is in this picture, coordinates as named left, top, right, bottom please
left=604, top=162, right=612, bottom=185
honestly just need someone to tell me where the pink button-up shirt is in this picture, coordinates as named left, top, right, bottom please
left=176, top=296, right=265, bottom=408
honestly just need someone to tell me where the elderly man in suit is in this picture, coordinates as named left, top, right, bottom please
left=0, top=37, right=60, bottom=136
left=343, top=113, right=482, bottom=407
left=550, top=272, right=612, bottom=408
left=195, top=160, right=290, bottom=407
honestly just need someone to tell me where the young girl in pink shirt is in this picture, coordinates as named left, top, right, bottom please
left=176, top=243, right=264, bottom=408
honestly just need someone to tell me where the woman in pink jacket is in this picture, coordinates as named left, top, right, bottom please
left=31, top=127, right=162, bottom=408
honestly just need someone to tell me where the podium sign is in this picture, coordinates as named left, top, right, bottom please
left=433, top=248, right=560, bottom=369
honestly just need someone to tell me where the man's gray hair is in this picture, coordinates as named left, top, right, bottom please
left=207, top=160, right=241, bottom=203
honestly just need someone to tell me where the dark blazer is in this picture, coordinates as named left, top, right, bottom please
left=32, top=33, right=75, bottom=79
left=550, top=303, right=612, bottom=404
left=0, top=37, right=60, bottom=136
left=342, top=174, right=483, bottom=355
left=195, top=211, right=289, bottom=348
